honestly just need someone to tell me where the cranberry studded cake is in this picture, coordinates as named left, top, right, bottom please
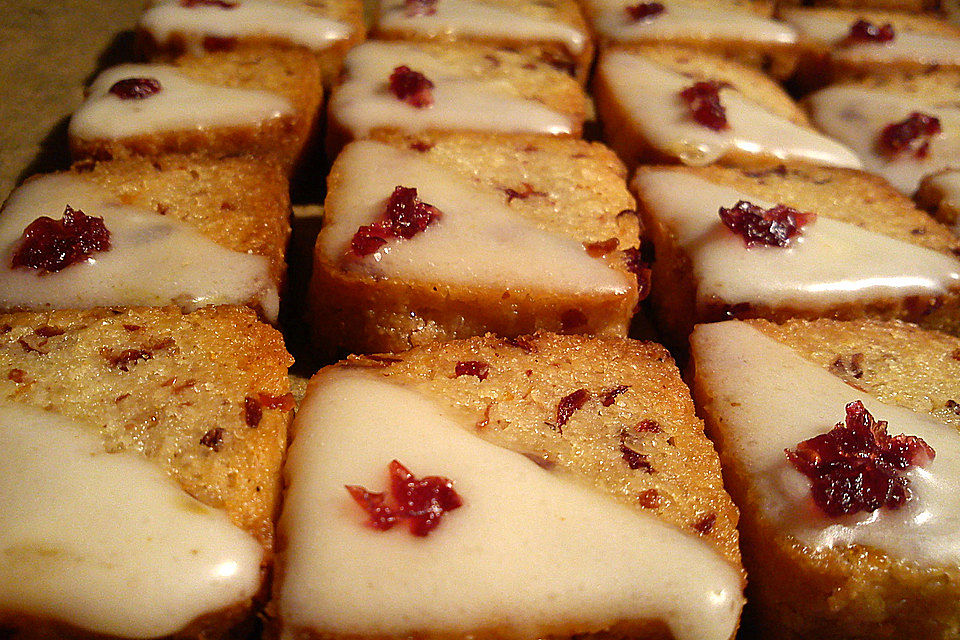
left=137, top=0, right=366, bottom=85
left=0, top=305, right=294, bottom=639
left=805, top=71, right=960, bottom=195
left=273, top=332, right=744, bottom=640
left=0, top=154, right=290, bottom=323
left=325, top=40, right=587, bottom=155
left=69, top=46, right=322, bottom=173
left=309, top=131, right=643, bottom=356
left=631, top=163, right=960, bottom=349
left=582, top=0, right=800, bottom=79
left=371, top=0, right=594, bottom=83
left=691, top=318, right=960, bottom=640
left=593, top=45, right=860, bottom=171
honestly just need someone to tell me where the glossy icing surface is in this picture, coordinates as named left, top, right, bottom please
left=0, top=402, right=263, bottom=637
left=0, top=174, right=278, bottom=320
left=376, top=0, right=587, bottom=53
left=330, top=41, right=575, bottom=137
left=600, top=51, right=861, bottom=168
left=634, top=170, right=960, bottom=309
left=69, top=63, right=291, bottom=140
left=319, top=141, right=629, bottom=294
left=277, top=369, right=744, bottom=640
left=140, top=0, right=353, bottom=54
left=807, top=85, right=960, bottom=194
left=782, top=8, right=960, bottom=65
left=590, top=0, right=797, bottom=44
left=691, top=321, right=960, bottom=565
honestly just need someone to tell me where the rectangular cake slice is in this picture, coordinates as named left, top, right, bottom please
left=0, top=154, right=290, bottom=323
left=137, top=0, right=366, bottom=86
left=690, top=318, right=960, bottom=639
left=309, top=132, right=644, bottom=356
left=593, top=45, right=860, bottom=172
left=632, top=163, right=960, bottom=349
left=274, top=332, right=744, bottom=640
left=69, top=46, right=322, bottom=173
left=371, top=0, right=594, bottom=83
left=326, top=40, right=587, bottom=156
left=0, top=304, right=294, bottom=639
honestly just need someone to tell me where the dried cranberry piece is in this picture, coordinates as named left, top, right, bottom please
left=679, top=81, right=728, bottom=131
left=389, top=66, right=435, bottom=108
left=346, top=460, right=462, bottom=536
left=180, top=0, right=238, bottom=7
left=625, top=1, right=665, bottom=21
left=349, top=186, right=442, bottom=257
left=404, top=0, right=437, bottom=16
left=845, top=19, right=895, bottom=44
left=108, top=77, right=162, bottom=100
left=556, top=389, right=590, bottom=431
left=600, top=385, right=629, bottom=407
left=11, top=205, right=111, bottom=274
left=719, top=200, right=816, bottom=248
left=785, top=400, right=935, bottom=517
left=455, top=360, right=490, bottom=380
left=877, top=112, right=942, bottom=160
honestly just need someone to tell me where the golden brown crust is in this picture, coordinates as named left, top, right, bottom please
left=632, top=164, right=960, bottom=350
left=691, top=318, right=960, bottom=640
left=0, top=305, right=294, bottom=551
left=593, top=46, right=810, bottom=172
left=371, top=0, right=595, bottom=84
left=309, top=133, right=642, bottom=356
left=70, top=47, right=322, bottom=173
left=917, top=169, right=960, bottom=228
left=66, top=153, right=291, bottom=291
left=342, top=332, right=742, bottom=565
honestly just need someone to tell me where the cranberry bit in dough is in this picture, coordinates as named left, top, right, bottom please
left=180, top=0, right=239, bottom=8
left=624, top=1, right=665, bottom=21
left=346, top=460, right=463, bottom=536
left=877, top=112, right=942, bottom=160
left=679, top=81, right=728, bottom=131
left=719, top=200, right=816, bottom=248
left=11, top=205, right=111, bottom=274
left=350, top=186, right=443, bottom=257
left=108, top=77, right=162, bottom=100
left=389, top=65, right=435, bottom=108
left=844, top=18, right=895, bottom=44
left=455, top=360, right=490, bottom=381
left=785, top=400, right=935, bottom=517
left=404, top=0, right=437, bottom=16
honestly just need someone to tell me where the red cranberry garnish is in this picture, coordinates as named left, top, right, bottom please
left=346, top=460, right=463, bottom=536
left=556, top=389, right=590, bottom=432
left=389, top=66, right=434, bottom=108
left=625, top=1, right=665, bottom=21
left=455, top=360, right=490, bottom=380
left=11, top=205, right=111, bottom=274
left=785, top=400, right=935, bottom=517
left=108, top=77, right=162, bottom=100
left=877, top=112, right=941, bottom=160
left=844, top=19, right=895, bottom=44
left=180, top=0, right=238, bottom=8
left=719, top=200, right=816, bottom=248
left=679, top=81, right=728, bottom=131
left=404, top=0, right=437, bottom=16
left=349, top=186, right=443, bottom=257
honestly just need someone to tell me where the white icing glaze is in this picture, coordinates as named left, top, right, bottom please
left=589, top=0, right=797, bottom=44
left=599, top=51, right=861, bottom=168
left=690, top=321, right=960, bottom=566
left=633, top=170, right=960, bottom=309
left=0, top=402, right=263, bottom=637
left=69, top=63, right=292, bottom=141
left=319, top=141, right=629, bottom=295
left=807, top=85, right=960, bottom=195
left=0, top=174, right=279, bottom=321
left=277, top=369, right=744, bottom=640
left=330, top=41, right=575, bottom=138
left=140, top=0, right=353, bottom=54
left=376, top=0, right=587, bottom=54
left=781, top=8, right=960, bottom=66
